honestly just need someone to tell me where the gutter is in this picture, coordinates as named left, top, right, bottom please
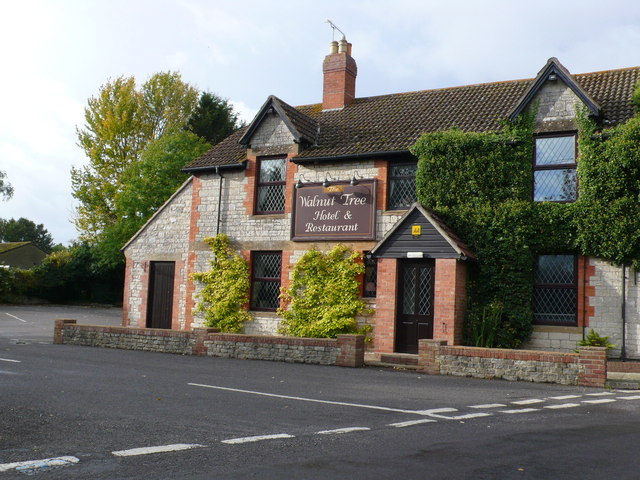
left=292, top=150, right=413, bottom=164
left=182, top=161, right=247, bottom=174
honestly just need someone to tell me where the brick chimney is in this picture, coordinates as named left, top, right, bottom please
left=322, top=38, right=357, bottom=110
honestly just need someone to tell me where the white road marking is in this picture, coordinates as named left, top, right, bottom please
left=500, top=408, right=540, bottom=414
left=112, top=444, right=205, bottom=457
left=582, top=399, right=616, bottom=404
left=221, top=434, right=294, bottom=445
left=0, top=357, right=21, bottom=363
left=511, top=399, right=544, bottom=405
left=617, top=395, right=640, bottom=400
left=4, top=312, right=26, bottom=323
left=548, top=395, right=581, bottom=400
left=469, top=403, right=506, bottom=409
left=0, top=456, right=79, bottom=473
left=585, top=392, right=615, bottom=396
left=316, top=427, right=371, bottom=435
left=388, top=419, right=438, bottom=428
left=543, top=403, right=580, bottom=409
left=449, top=413, right=492, bottom=420
left=188, top=383, right=435, bottom=416
left=414, top=408, right=458, bottom=415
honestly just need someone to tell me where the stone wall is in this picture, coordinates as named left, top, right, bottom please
left=418, top=339, right=607, bottom=387
left=54, top=320, right=364, bottom=367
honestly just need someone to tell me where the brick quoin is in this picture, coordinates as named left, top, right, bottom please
left=243, top=156, right=257, bottom=216
left=374, top=160, right=388, bottom=210
left=122, top=257, right=133, bottom=326
left=433, top=259, right=466, bottom=345
left=172, top=260, right=185, bottom=330
left=184, top=175, right=203, bottom=329
left=374, top=258, right=397, bottom=353
left=578, top=256, right=596, bottom=327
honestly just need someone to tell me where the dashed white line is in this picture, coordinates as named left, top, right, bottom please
left=414, top=408, right=458, bottom=415
left=548, top=395, right=581, bottom=400
left=449, top=413, right=492, bottom=420
left=221, top=434, right=294, bottom=445
left=511, top=399, right=545, bottom=405
left=617, top=395, right=640, bottom=400
left=469, top=403, right=506, bottom=409
left=543, top=403, right=580, bottom=409
left=0, top=357, right=21, bottom=363
left=582, top=399, right=616, bottom=405
left=388, top=419, right=438, bottom=428
left=4, top=312, right=27, bottom=323
left=585, top=392, right=615, bottom=396
left=0, top=456, right=79, bottom=473
left=112, top=444, right=205, bottom=457
left=316, top=427, right=371, bottom=435
left=500, top=408, right=540, bottom=414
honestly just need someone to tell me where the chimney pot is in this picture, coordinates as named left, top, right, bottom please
left=338, top=38, right=348, bottom=53
left=329, top=41, right=338, bottom=54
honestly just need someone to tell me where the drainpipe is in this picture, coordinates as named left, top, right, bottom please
left=621, top=263, right=627, bottom=361
left=216, top=167, right=223, bottom=235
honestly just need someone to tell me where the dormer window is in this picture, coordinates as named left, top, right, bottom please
left=256, top=156, right=286, bottom=214
left=533, top=135, right=577, bottom=202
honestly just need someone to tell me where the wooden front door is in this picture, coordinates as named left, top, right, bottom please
left=147, top=261, right=175, bottom=329
left=396, top=259, right=435, bottom=353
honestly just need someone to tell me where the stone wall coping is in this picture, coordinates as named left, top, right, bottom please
left=436, top=345, right=579, bottom=364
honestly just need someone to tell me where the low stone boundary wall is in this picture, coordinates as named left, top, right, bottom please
left=418, top=340, right=607, bottom=387
left=53, top=319, right=364, bottom=367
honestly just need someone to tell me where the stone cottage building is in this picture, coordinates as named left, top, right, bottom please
left=122, top=38, right=640, bottom=359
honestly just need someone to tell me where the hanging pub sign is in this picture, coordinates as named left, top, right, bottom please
left=292, top=180, right=377, bottom=241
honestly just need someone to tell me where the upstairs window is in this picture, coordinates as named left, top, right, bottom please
left=534, top=135, right=577, bottom=202
left=250, top=251, right=282, bottom=311
left=533, top=254, right=577, bottom=326
left=256, top=156, right=286, bottom=214
left=388, top=162, right=417, bottom=210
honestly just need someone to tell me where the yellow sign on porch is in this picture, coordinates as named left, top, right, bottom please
left=412, top=225, right=421, bottom=237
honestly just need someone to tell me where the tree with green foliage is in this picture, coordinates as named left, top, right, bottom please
left=72, top=72, right=199, bottom=243
left=192, top=234, right=252, bottom=332
left=0, top=217, right=54, bottom=253
left=188, top=92, right=241, bottom=145
left=0, top=170, right=13, bottom=201
left=279, top=245, right=371, bottom=338
left=94, top=130, right=211, bottom=267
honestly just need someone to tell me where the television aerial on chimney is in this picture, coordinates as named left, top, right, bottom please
left=326, top=19, right=347, bottom=41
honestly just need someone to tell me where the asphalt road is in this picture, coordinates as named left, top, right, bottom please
left=1, top=306, right=640, bottom=479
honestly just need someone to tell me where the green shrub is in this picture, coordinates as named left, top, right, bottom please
left=279, top=245, right=371, bottom=339
left=192, top=234, right=252, bottom=332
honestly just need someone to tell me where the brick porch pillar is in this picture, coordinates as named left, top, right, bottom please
left=433, top=259, right=467, bottom=345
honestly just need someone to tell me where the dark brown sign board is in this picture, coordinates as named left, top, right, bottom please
left=292, top=180, right=377, bottom=241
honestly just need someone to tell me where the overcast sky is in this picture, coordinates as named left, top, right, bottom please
left=1, top=0, right=640, bottom=245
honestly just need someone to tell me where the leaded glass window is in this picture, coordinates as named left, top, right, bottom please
left=388, top=162, right=417, bottom=210
left=534, top=136, right=577, bottom=202
left=533, top=254, right=577, bottom=325
left=256, top=156, right=286, bottom=214
left=251, top=252, right=282, bottom=311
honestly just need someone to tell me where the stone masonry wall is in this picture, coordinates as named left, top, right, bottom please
left=123, top=180, right=194, bottom=329
left=418, top=340, right=607, bottom=387
left=531, top=80, right=582, bottom=131
left=54, top=320, right=364, bottom=367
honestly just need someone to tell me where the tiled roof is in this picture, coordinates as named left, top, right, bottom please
left=0, top=242, right=31, bottom=254
left=184, top=65, right=640, bottom=170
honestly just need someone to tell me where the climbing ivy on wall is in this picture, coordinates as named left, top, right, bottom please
left=278, top=245, right=372, bottom=339
left=411, top=83, right=640, bottom=348
left=192, top=234, right=252, bottom=333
